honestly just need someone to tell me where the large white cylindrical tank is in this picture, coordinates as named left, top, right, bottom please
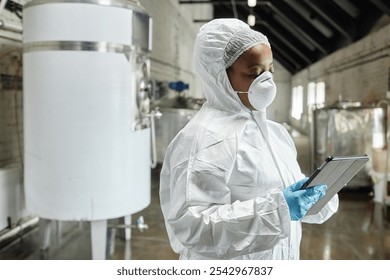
left=23, top=0, right=152, bottom=221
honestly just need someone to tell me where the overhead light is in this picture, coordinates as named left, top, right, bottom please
left=248, top=0, right=257, bottom=7
left=247, top=14, right=256, bottom=26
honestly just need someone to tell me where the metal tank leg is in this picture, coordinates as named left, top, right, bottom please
left=124, top=239, right=132, bottom=259
left=38, top=218, right=52, bottom=259
left=90, top=219, right=107, bottom=260
left=39, top=218, right=52, bottom=250
left=124, top=215, right=132, bottom=241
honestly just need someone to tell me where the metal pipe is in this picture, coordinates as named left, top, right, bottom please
left=0, top=20, right=22, bottom=33
left=108, top=216, right=149, bottom=232
left=0, top=0, right=23, bottom=34
left=0, top=216, right=40, bottom=245
left=24, top=0, right=141, bottom=10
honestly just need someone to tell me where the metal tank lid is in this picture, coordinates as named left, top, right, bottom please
left=330, top=100, right=362, bottom=109
left=24, top=0, right=147, bottom=14
left=320, top=100, right=376, bottom=110
left=23, top=0, right=152, bottom=53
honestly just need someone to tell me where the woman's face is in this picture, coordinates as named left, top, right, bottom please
left=227, top=44, right=274, bottom=110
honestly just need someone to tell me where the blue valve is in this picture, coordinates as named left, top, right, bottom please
left=168, top=81, right=189, bottom=93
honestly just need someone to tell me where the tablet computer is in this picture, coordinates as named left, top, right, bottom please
left=301, top=155, right=369, bottom=216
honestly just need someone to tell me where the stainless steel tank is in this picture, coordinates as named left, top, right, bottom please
left=23, top=0, right=153, bottom=221
left=312, top=102, right=385, bottom=187
left=152, top=96, right=204, bottom=163
left=155, top=107, right=197, bottom=163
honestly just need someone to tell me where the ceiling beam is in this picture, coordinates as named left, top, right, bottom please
left=182, top=0, right=387, bottom=74
left=235, top=4, right=315, bottom=65
left=257, top=31, right=298, bottom=73
left=370, top=0, right=390, bottom=16
left=264, top=0, right=330, bottom=55
left=258, top=24, right=307, bottom=71
left=214, top=2, right=317, bottom=72
left=302, top=0, right=356, bottom=41
left=214, top=2, right=238, bottom=18
left=355, top=1, right=384, bottom=39
left=255, top=19, right=313, bottom=65
left=271, top=48, right=296, bottom=73
left=179, top=0, right=246, bottom=4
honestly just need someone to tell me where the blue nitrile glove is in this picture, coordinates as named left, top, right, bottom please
left=282, top=178, right=327, bottom=221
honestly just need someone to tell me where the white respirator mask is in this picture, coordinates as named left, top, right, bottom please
left=237, top=71, right=276, bottom=111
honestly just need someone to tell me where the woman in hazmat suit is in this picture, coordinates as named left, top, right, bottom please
left=160, top=18, right=339, bottom=260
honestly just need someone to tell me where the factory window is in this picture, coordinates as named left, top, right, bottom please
left=292, top=85, right=303, bottom=120
left=316, top=82, right=325, bottom=104
left=307, top=81, right=325, bottom=105
left=307, top=82, right=316, bottom=105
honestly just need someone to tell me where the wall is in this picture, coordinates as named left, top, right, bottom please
left=0, top=0, right=23, bottom=169
left=139, top=0, right=212, bottom=98
left=0, top=0, right=25, bottom=230
left=290, top=23, right=390, bottom=133
left=0, top=43, right=22, bottom=168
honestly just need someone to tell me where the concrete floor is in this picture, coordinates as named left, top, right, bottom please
left=1, top=133, right=390, bottom=260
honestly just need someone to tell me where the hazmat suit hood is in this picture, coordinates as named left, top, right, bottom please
left=193, top=18, right=270, bottom=113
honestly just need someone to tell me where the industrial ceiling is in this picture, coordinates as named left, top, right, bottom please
left=179, top=0, right=390, bottom=74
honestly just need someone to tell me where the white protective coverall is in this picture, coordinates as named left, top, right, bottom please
left=160, top=19, right=339, bottom=260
